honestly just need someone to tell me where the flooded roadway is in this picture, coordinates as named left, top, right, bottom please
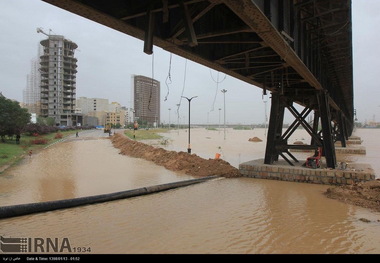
left=0, top=128, right=379, bottom=254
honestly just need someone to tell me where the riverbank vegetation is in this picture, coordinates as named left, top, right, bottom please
left=0, top=95, right=31, bottom=142
left=1, top=94, right=93, bottom=171
left=0, top=128, right=80, bottom=170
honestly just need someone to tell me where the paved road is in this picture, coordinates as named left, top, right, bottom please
left=44, top=129, right=122, bottom=147
left=64, top=128, right=124, bottom=141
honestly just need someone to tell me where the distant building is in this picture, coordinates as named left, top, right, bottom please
left=106, top=111, right=126, bottom=128
left=39, top=34, right=78, bottom=126
left=23, top=57, right=41, bottom=115
left=131, top=75, right=160, bottom=127
left=76, top=97, right=127, bottom=127
left=76, top=97, right=109, bottom=115
left=365, top=121, right=380, bottom=128
left=31, top=113, right=37, bottom=124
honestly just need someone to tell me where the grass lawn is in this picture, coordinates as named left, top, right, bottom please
left=0, top=130, right=78, bottom=169
left=0, top=143, right=25, bottom=167
left=124, top=128, right=169, bottom=140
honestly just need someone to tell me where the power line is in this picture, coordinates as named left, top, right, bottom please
left=148, top=52, right=154, bottom=111
left=209, top=70, right=226, bottom=112
left=164, top=53, right=172, bottom=102
left=177, top=59, right=188, bottom=115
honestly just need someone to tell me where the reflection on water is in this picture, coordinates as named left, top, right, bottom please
left=0, top=129, right=379, bottom=254
left=0, top=138, right=193, bottom=206
left=347, top=129, right=380, bottom=176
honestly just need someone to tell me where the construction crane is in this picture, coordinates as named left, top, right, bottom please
left=36, top=28, right=81, bottom=52
left=36, top=27, right=52, bottom=36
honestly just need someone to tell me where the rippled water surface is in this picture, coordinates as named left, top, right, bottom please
left=0, top=128, right=379, bottom=254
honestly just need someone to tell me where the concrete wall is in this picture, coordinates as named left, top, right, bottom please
left=239, top=159, right=376, bottom=185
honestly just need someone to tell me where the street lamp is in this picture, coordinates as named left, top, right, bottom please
left=181, top=96, right=198, bottom=153
left=218, top=108, right=221, bottom=129
left=168, top=108, right=171, bottom=129
left=221, top=89, right=227, bottom=140
left=176, top=103, right=180, bottom=132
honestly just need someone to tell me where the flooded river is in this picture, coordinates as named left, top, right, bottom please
left=0, top=128, right=379, bottom=254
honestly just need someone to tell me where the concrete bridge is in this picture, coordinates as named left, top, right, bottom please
left=42, top=0, right=353, bottom=168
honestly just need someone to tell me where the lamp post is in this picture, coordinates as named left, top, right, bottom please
left=176, top=103, right=180, bottom=133
left=218, top=108, right=221, bottom=129
left=181, top=96, right=198, bottom=153
left=221, top=89, right=227, bottom=140
left=168, top=108, right=171, bottom=129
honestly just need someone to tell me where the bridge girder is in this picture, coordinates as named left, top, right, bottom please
left=42, top=0, right=353, bottom=168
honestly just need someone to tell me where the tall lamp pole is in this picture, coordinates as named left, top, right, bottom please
left=176, top=104, right=180, bottom=132
left=182, top=96, right=198, bottom=153
left=168, top=108, right=171, bottom=129
left=221, top=89, right=227, bottom=140
left=218, top=108, right=221, bottom=129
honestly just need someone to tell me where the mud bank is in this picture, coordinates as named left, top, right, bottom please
left=110, top=133, right=241, bottom=178
left=325, top=180, right=380, bottom=212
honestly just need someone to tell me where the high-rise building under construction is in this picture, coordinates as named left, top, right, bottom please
left=39, top=34, right=78, bottom=126
left=131, top=75, right=160, bottom=127
left=23, top=56, right=41, bottom=115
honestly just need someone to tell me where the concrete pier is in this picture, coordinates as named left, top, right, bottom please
left=239, top=159, right=376, bottom=185
left=291, top=136, right=366, bottom=155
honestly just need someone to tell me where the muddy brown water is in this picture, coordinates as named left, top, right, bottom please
left=0, top=128, right=379, bottom=254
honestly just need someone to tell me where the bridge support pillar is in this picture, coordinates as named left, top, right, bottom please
left=264, top=91, right=337, bottom=169
left=264, top=92, right=284, bottom=165
left=336, top=112, right=347, bottom=147
left=318, top=92, right=337, bottom=168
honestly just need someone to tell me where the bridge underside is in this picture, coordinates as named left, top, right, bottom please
left=43, top=0, right=353, bottom=168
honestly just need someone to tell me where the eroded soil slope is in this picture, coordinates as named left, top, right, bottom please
left=110, top=133, right=241, bottom=178
left=325, top=180, right=380, bottom=212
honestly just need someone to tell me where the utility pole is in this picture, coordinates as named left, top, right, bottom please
left=221, top=89, right=227, bottom=140
left=218, top=108, right=221, bottom=129
left=168, top=108, right=171, bottom=128
left=181, top=96, right=197, bottom=153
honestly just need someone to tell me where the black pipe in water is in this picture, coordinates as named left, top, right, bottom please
left=0, top=176, right=219, bottom=219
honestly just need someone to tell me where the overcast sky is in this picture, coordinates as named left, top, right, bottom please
left=0, top=0, right=379, bottom=125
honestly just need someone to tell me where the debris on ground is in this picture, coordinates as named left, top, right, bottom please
left=325, top=179, right=380, bottom=212
left=110, top=133, right=241, bottom=178
left=248, top=137, right=262, bottom=142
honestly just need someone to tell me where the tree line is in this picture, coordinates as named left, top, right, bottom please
left=0, top=95, right=30, bottom=142
left=0, top=95, right=89, bottom=143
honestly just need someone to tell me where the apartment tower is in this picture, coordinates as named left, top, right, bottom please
left=39, top=35, right=78, bottom=126
left=131, top=75, right=160, bottom=126
left=23, top=57, right=41, bottom=115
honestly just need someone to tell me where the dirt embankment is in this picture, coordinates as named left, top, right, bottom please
left=325, top=180, right=380, bottom=212
left=110, top=133, right=241, bottom=178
